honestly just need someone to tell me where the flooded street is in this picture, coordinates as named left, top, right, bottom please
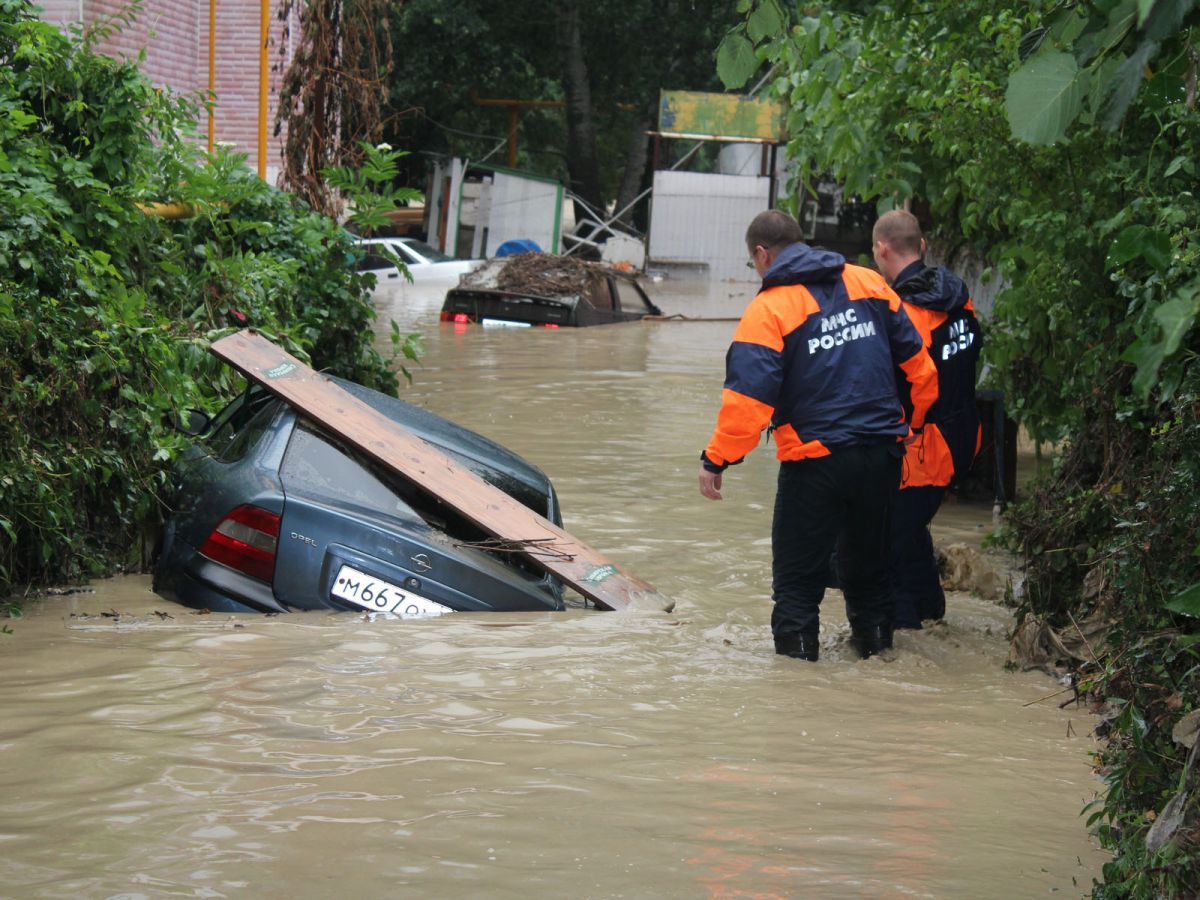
left=0, top=274, right=1104, bottom=897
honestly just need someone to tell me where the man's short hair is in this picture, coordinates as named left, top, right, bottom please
left=746, top=209, right=804, bottom=253
left=872, top=209, right=924, bottom=256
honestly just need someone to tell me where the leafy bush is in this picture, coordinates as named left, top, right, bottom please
left=0, top=0, right=402, bottom=597
left=1007, top=376, right=1200, bottom=897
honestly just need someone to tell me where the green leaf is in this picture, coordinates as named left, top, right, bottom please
left=1136, top=0, right=1158, bottom=26
left=1005, top=51, right=1087, bottom=145
left=1103, top=0, right=1139, bottom=45
left=1122, top=287, right=1199, bottom=397
left=747, top=1, right=784, bottom=44
left=717, top=31, right=759, bottom=90
left=1142, top=0, right=1197, bottom=39
left=1048, top=5, right=1090, bottom=45
left=1100, top=39, right=1159, bottom=130
left=1121, top=336, right=1165, bottom=397
left=1105, top=224, right=1171, bottom=270
left=1165, top=582, right=1200, bottom=617
left=1086, top=54, right=1125, bottom=116
left=1152, top=290, right=1199, bottom=358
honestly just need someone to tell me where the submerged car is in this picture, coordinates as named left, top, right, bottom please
left=153, top=380, right=564, bottom=616
left=353, top=236, right=480, bottom=283
left=440, top=253, right=662, bottom=328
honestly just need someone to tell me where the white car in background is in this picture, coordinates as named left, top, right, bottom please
left=353, top=236, right=480, bottom=283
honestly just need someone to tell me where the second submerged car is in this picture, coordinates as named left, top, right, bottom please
left=440, top=253, right=661, bottom=328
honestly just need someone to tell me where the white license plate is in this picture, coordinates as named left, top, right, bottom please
left=481, top=318, right=531, bottom=328
left=331, top=564, right=454, bottom=618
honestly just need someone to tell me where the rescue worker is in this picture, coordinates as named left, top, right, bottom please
left=698, top=210, right=938, bottom=661
left=871, top=209, right=983, bottom=629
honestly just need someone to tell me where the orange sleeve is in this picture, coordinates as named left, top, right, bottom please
left=705, top=389, right=776, bottom=468
left=899, top=345, right=938, bottom=431
left=704, top=293, right=793, bottom=467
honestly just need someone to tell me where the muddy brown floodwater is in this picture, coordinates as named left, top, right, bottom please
left=0, top=273, right=1106, bottom=898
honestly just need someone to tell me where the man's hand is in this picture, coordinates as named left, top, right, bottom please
left=699, top=466, right=723, bottom=500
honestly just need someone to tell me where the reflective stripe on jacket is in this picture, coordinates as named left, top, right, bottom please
left=892, top=261, right=983, bottom=489
left=704, top=244, right=938, bottom=469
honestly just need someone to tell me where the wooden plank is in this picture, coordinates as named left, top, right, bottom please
left=208, top=330, right=673, bottom=613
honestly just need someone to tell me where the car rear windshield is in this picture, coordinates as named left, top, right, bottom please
left=280, top=420, right=552, bottom=583
left=280, top=421, right=421, bottom=521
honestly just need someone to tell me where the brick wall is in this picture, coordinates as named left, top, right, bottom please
left=42, top=1, right=296, bottom=182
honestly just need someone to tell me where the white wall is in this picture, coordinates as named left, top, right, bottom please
left=647, top=171, right=771, bottom=282
left=485, top=172, right=561, bottom=255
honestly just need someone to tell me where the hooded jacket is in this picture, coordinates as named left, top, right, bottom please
left=891, top=260, right=982, bottom=488
left=703, top=244, right=938, bottom=471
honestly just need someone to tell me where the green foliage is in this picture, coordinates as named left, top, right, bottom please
left=1005, top=0, right=1200, bottom=144
left=721, top=0, right=1200, bottom=440
left=1002, top=1, right=1200, bottom=410
left=324, top=141, right=425, bottom=382
left=323, top=141, right=423, bottom=237
left=1007, top=388, right=1200, bottom=895
left=384, top=0, right=735, bottom=203
left=0, top=0, right=403, bottom=598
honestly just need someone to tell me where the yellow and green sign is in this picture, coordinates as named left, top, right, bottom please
left=657, top=90, right=785, bottom=142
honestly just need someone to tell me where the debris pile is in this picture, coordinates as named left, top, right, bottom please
left=460, top=252, right=610, bottom=295
left=1007, top=610, right=1109, bottom=675
left=937, top=542, right=1013, bottom=602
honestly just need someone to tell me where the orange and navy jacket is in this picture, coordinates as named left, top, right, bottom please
left=892, top=260, right=983, bottom=489
left=702, top=244, right=938, bottom=471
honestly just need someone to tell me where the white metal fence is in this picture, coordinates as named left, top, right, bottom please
left=647, top=170, right=772, bottom=282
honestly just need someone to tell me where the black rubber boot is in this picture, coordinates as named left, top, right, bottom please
left=775, top=631, right=820, bottom=661
left=850, top=624, right=894, bottom=660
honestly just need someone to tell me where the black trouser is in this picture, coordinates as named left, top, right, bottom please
left=771, top=442, right=903, bottom=640
left=889, top=485, right=946, bottom=629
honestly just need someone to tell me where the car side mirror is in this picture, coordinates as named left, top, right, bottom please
left=174, top=409, right=211, bottom=437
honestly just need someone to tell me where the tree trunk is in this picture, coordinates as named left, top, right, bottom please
left=555, top=0, right=603, bottom=222
left=614, top=106, right=653, bottom=230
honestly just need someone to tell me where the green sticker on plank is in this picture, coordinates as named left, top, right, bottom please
left=582, top=564, right=618, bottom=585
left=265, top=362, right=297, bottom=379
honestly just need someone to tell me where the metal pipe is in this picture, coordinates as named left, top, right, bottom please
left=207, top=0, right=215, bottom=154
left=507, top=108, right=518, bottom=168
left=258, top=0, right=268, bottom=179
left=136, top=202, right=196, bottom=219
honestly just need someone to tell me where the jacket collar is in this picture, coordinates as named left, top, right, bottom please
left=760, top=242, right=846, bottom=290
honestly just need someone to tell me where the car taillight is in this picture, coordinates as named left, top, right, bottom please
left=439, top=311, right=472, bottom=323
left=199, top=505, right=280, bottom=582
left=542, top=323, right=559, bottom=329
